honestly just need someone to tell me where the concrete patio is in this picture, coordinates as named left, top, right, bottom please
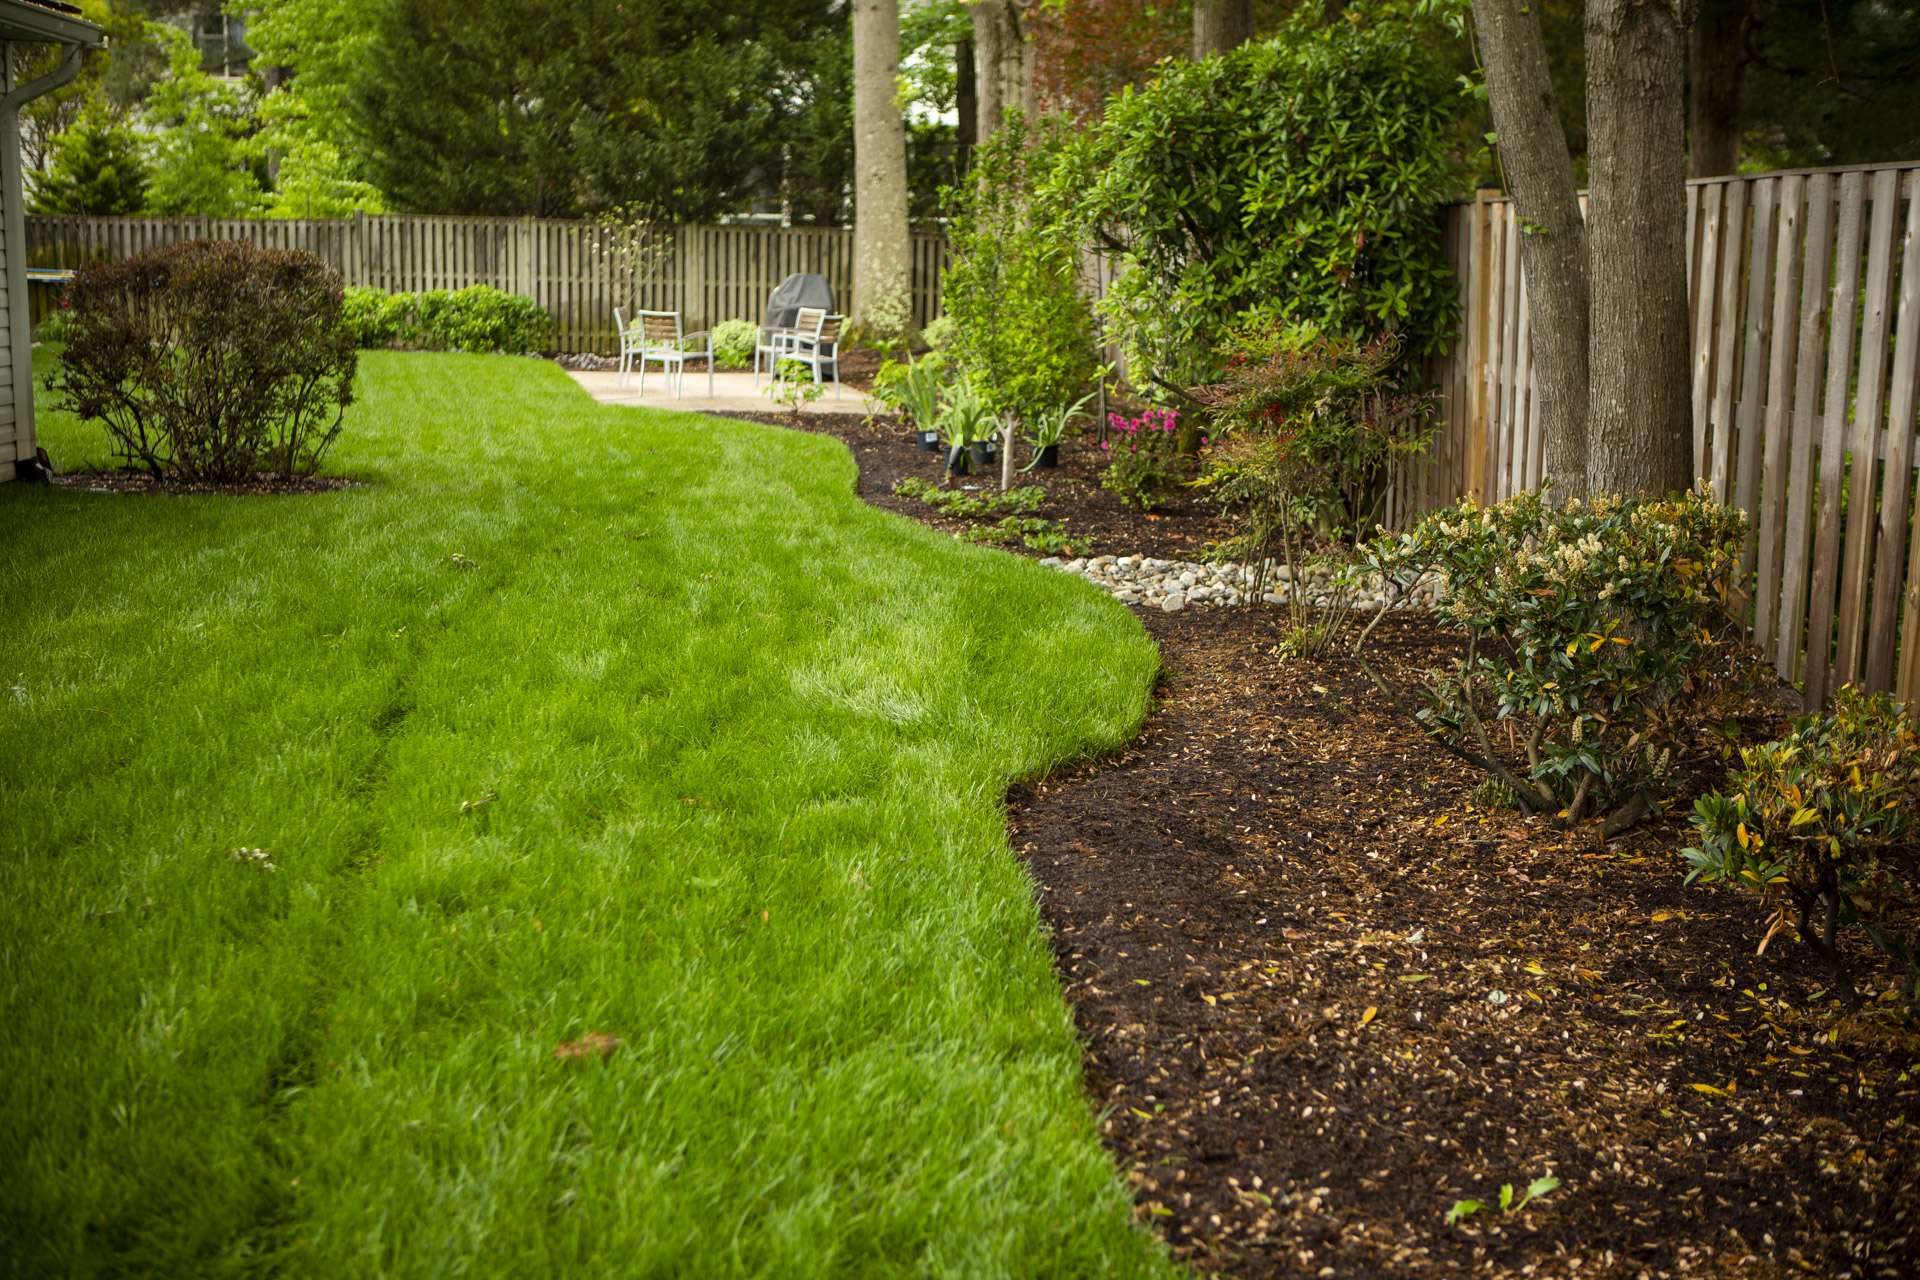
left=566, top=366, right=880, bottom=416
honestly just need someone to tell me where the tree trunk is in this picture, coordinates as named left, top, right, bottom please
left=972, top=1, right=1029, bottom=142
left=1472, top=0, right=1592, bottom=501
left=956, top=36, right=977, bottom=171
left=1586, top=0, right=1692, bottom=496
left=852, top=0, right=912, bottom=339
left=1688, top=0, right=1749, bottom=178
left=1193, top=0, right=1253, bottom=58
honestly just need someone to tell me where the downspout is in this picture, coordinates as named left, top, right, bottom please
left=2, top=42, right=89, bottom=477
left=1, top=42, right=87, bottom=112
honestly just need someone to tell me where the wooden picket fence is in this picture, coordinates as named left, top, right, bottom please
left=1400, top=161, right=1920, bottom=707
left=23, top=214, right=952, bottom=352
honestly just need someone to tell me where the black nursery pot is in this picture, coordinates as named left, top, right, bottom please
left=946, top=444, right=972, bottom=475
left=1032, top=443, right=1060, bottom=470
left=918, top=429, right=941, bottom=452
left=971, top=441, right=995, bottom=469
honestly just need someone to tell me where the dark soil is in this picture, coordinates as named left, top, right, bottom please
left=49, top=470, right=360, bottom=497
left=720, top=409, right=1232, bottom=561
left=801, top=414, right=1920, bottom=1278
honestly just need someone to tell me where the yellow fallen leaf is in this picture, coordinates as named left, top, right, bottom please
left=1686, top=1082, right=1725, bottom=1096
left=1361, top=1006, right=1378, bottom=1025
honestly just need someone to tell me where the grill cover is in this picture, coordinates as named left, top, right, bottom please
left=762, top=273, right=835, bottom=329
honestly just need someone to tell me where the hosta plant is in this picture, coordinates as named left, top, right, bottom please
left=1684, top=688, right=1919, bottom=1007
left=1360, top=489, right=1748, bottom=836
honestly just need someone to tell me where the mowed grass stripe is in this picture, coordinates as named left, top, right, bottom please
left=0, top=352, right=1172, bottom=1277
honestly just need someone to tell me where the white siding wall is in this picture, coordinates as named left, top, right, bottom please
left=0, top=212, right=13, bottom=482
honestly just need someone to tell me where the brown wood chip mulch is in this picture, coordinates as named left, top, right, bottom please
left=790, top=411, right=1920, bottom=1280
left=48, top=470, right=359, bottom=497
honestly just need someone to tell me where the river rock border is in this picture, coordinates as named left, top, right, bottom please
left=1036, top=554, right=1440, bottom=614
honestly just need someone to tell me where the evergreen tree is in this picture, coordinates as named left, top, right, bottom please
left=31, top=102, right=149, bottom=216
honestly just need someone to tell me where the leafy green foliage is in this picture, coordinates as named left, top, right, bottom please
left=1051, top=12, right=1465, bottom=391
left=1448, top=1175, right=1561, bottom=1225
left=1685, top=688, right=1920, bottom=1006
left=1361, top=490, right=1748, bottom=835
left=919, top=314, right=957, bottom=352
left=141, top=29, right=265, bottom=218
left=344, top=0, right=853, bottom=220
left=342, top=286, right=551, bottom=354
left=934, top=377, right=999, bottom=452
left=872, top=352, right=954, bottom=430
left=941, top=115, right=1101, bottom=430
left=893, top=477, right=1045, bottom=518
left=31, top=101, right=148, bottom=216
left=56, top=240, right=356, bottom=480
left=710, top=319, right=759, bottom=370
left=892, top=479, right=1075, bottom=553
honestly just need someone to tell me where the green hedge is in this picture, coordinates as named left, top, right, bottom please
left=342, top=285, right=552, bottom=354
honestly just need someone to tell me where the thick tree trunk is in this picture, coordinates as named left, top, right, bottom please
left=1688, top=0, right=1749, bottom=178
left=852, top=0, right=912, bottom=339
left=1193, top=0, right=1254, bottom=58
left=1586, top=0, right=1693, bottom=496
left=1472, top=0, right=1592, bottom=500
left=956, top=36, right=977, bottom=171
left=971, top=1, right=1029, bottom=142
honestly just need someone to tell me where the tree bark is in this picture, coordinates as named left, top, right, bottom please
left=956, top=36, right=977, bottom=171
left=852, top=0, right=912, bottom=339
left=971, top=1, right=1029, bottom=142
left=1688, top=0, right=1749, bottom=178
left=1193, top=0, right=1254, bottom=58
left=1586, top=0, right=1693, bottom=496
left=1472, top=0, right=1592, bottom=500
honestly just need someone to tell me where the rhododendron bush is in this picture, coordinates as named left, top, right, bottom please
left=1360, top=489, right=1749, bottom=835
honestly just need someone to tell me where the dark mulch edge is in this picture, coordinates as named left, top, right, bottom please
left=786, top=413, right=1920, bottom=1278
left=48, top=471, right=361, bottom=497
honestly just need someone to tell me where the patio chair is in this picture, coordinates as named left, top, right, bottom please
left=614, top=307, right=644, bottom=384
left=773, top=312, right=842, bottom=398
left=756, top=305, right=828, bottom=388
left=623, top=310, right=714, bottom=397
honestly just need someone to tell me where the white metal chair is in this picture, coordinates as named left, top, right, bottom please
left=621, top=309, right=714, bottom=397
left=766, top=310, right=840, bottom=397
left=614, top=307, right=644, bottom=383
left=756, top=306, right=826, bottom=388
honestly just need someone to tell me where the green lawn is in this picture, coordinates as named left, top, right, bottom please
left=0, top=351, right=1171, bottom=1277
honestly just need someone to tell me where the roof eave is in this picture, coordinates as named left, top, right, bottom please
left=0, top=2, right=104, bottom=49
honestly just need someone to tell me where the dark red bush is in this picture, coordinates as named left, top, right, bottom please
left=56, top=239, right=357, bottom=482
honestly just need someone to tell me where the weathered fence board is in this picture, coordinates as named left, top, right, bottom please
left=1413, top=162, right=1920, bottom=706
left=23, top=214, right=951, bottom=352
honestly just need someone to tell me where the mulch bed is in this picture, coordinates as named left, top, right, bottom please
left=787, top=410, right=1920, bottom=1278
left=48, top=470, right=360, bottom=496
left=720, top=409, right=1232, bottom=561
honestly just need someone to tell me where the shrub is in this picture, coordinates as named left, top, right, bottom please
left=941, top=114, right=1101, bottom=431
left=1099, top=407, right=1185, bottom=510
left=341, top=285, right=550, bottom=354
left=1190, top=326, right=1435, bottom=650
left=919, top=314, right=957, bottom=351
left=1050, top=12, right=1464, bottom=390
left=56, top=239, right=356, bottom=482
left=1685, top=688, right=1919, bottom=1006
left=711, top=318, right=758, bottom=370
left=33, top=306, right=73, bottom=346
left=1359, top=489, right=1749, bottom=836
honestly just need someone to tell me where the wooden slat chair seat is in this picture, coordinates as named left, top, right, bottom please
left=768, top=311, right=842, bottom=399
left=619, top=308, right=714, bottom=398
left=756, top=306, right=827, bottom=388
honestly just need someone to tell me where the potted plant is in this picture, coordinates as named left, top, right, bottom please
left=901, top=353, right=949, bottom=452
left=1023, top=391, right=1095, bottom=471
left=937, top=379, right=997, bottom=476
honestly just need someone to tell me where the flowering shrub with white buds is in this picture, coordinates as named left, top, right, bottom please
left=1359, top=488, right=1749, bottom=835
